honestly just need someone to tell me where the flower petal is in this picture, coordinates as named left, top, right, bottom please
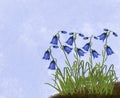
left=79, top=33, right=84, bottom=37
left=98, top=33, right=107, bottom=41
left=83, top=37, right=89, bottom=40
left=53, top=45, right=59, bottom=48
left=82, top=43, right=90, bottom=51
left=63, top=45, right=72, bottom=54
left=66, top=36, right=74, bottom=46
left=50, top=35, right=58, bottom=45
left=104, top=28, right=109, bottom=31
left=43, top=50, right=50, bottom=60
left=69, top=32, right=74, bottom=35
left=77, top=48, right=85, bottom=57
left=106, top=46, right=114, bottom=56
left=94, top=36, right=98, bottom=40
left=61, top=31, right=67, bottom=34
left=48, top=60, right=56, bottom=70
left=92, top=50, right=100, bottom=58
left=113, top=32, right=118, bottom=37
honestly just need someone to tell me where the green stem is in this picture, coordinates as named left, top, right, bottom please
left=57, top=33, right=72, bottom=75
left=73, top=33, right=79, bottom=61
left=89, top=35, right=93, bottom=69
left=101, top=32, right=110, bottom=67
left=73, top=33, right=79, bottom=81
left=49, top=47, right=65, bottom=83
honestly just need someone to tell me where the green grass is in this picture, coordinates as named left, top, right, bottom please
left=46, top=59, right=118, bottom=95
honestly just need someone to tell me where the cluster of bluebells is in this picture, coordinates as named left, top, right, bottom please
left=42, top=29, right=118, bottom=70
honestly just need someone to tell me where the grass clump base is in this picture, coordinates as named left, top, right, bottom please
left=50, top=82, right=120, bottom=98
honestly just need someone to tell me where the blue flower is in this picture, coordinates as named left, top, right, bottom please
left=92, top=50, right=100, bottom=58
left=83, top=37, right=89, bottom=40
left=104, top=28, right=109, bottom=31
left=48, top=60, right=56, bottom=70
left=66, top=36, right=74, bottom=46
left=63, top=45, right=72, bottom=54
left=50, top=35, right=58, bottom=45
left=98, top=33, right=107, bottom=41
left=61, top=31, right=67, bottom=34
left=69, top=32, right=74, bottom=35
left=94, top=36, right=98, bottom=40
left=79, top=33, right=84, bottom=37
left=43, top=50, right=50, bottom=60
left=77, top=48, right=85, bottom=57
left=53, top=45, right=59, bottom=48
left=113, top=32, right=118, bottom=37
left=106, top=46, right=114, bottom=56
left=82, top=43, right=90, bottom=51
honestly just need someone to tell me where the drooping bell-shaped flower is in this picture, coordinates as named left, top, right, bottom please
left=113, top=32, right=118, bottom=37
left=69, top=32, right=74, bottom=35
left=66, top=36, right=74, bottom=46
left=50, top=35, right=58, bottom=45
left=83, top=37, right=89, bottom=40
left=61, top=31, right=67, bottom=34
left=63, top=45, right=72, bottom=54
left=98, top=33, right=107, bottom=41
left=91, top=50, right=100, bottom=58
left=53, top=45, right=59, bottom=48
left=82, top=43, right=90, bottom=51
left=43, top=50, right=50, bottom=60
left=48, top=60, right=56, bottom=70
left=94, top=36, right=98, bottom=40
left=104, top=28, right=109, bottom=31
left=106, top=46, right=114, bottom=56
left=79, top=33, right=84, bottom=37
left=77, top=48, right=85, bottom=57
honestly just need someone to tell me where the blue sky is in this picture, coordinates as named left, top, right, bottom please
left=0, top=0, right=120, bottom=98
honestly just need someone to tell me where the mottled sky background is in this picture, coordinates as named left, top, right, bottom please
left=0, top=0, right=120, bottom=98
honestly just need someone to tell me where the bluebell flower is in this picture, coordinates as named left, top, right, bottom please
left=77, top=48, right=85, bottom=57
left=48, top=60, right=56, bottom=70
left=92, top=50, right=100, bottom=58
left=61, top=31, right=67, bottom=34
left=79, top=33, right=84, bottom=37
left=82, top=43, right=90, bottom=51
left=98, top=33, right=107, bottom=41
left=104, top=28, right=109, bottom=31
left=50, top=35, right=58, bottom=45
left=69, top=32, right=74, bottom=35
left=106, top=46, right=114, bottom=56
left=83, top=37, right=89, bottom=40
left=94, top=36, right=98, bottom=40
left=63, top=45, right=72, bottom=54
left=113, top=32, right=118, bottom=37
left=66, top=36, right=74, bottom=46
left=53, top=45, right=59, bottom=48
left=43, top=50, right=50, bottom=60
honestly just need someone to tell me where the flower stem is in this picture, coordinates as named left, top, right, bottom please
left=57, top=33, right=72, bottom=75
left=49, top=46, right=65, bottom=83
left=101, top=32, right=110, bottom=67
left=73, top=33, right=79, bottom=81
left=89, top=35, right=93, bottom=69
